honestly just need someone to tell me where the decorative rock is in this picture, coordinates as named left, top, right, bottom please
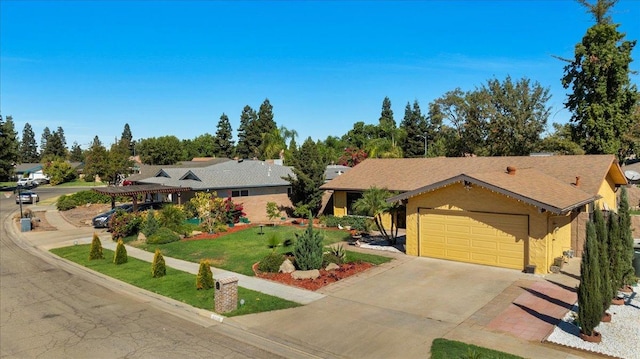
left=325, top=263, right=340, bottom=271
left=137, top=232, right=146, bottom=241
left=279, top=259, right=295, bottom=273
left=291, top=269, right=320, bottom=280
left=191, top=230, right=203, bottom=236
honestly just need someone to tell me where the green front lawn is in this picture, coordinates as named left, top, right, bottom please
left=51, top=245, right=300, bottom=316
left=431, top=338, right=522, bottom=359
left=131, top=225, right=367, bottom=276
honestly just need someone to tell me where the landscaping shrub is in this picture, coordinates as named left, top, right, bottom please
left=594, top=207, right=612, bottom=311
left=89, top=233, right=104, bottom=260
left=113, top=239, right=128, bottom=265
left=56, top=195, right=78, bottom=211
left=141, top=210, right=159, bottom=237
left=158, top=205, right=188, bottom=235
left=266, top=233, right=281, bottom=250
left=196, top=260, right=214, bottom=290
left=322, top=253, right=343, bottom=267
left=223, top=197, right=245, bottom=224
left=110, top=210, right=142, bottom=241
left=319, top=215, right=373, bottom=232
left=151, top=249, right=166, bottom=278
left=293, top=219, right=324, bottom=270
left=146, top=227, right=181, bottom=244
left=618, top=187, right=637, bottom=286
left=258, top=253, right=286, bottom=273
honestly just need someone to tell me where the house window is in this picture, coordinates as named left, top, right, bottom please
left=231, top=190, right=249, bottom=197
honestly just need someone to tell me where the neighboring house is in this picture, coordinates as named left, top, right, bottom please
left=324, top=164, right=352, bottom=182
left=134, top=159, right=295, bottom=222
left=320, top=155, right=627, bottom=274
left=14, top=162, right=83, bottom=182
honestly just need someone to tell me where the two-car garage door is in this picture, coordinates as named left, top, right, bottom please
left=419, top=209, right=528, bottom=270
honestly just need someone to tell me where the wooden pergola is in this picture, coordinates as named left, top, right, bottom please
left=92, top=184, right=192, bottom=210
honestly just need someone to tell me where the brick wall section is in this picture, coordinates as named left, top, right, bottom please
left=214, top=277, right=238, bottom=313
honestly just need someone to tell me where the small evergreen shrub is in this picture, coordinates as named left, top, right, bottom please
left=151, top=249, right=166, bottom=278
left=141, top=210, right=159, bottom=237
left=89, top=232, right=104, bottom=260
left=146, top=227, right=181, bottom=244
left=258, top=253, right=286, bottom=273
left=196, top=260, right=214, bottom=290
left=293, top=220, right=324, bottom=270
left=113, top=239, right=128, bottom=265
left=56, top=195, right=78, bottom=211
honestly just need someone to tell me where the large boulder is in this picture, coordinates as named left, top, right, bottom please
left=279, top=259, right=296, bottom=273
left=291, top=269, right=320, bottom=280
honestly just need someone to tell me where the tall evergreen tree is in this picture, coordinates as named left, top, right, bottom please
left=400, top=100, right=427, bottom=158
left=378, top=96, right=396, bottom=141
left=578, top=221, right=603, bottom=337
left=83, top=136, right=108, bottom=182
left=40, top=127, right=51, bottom=155
left=0, top=115, right=19, bottom=181
left=104, top=139, right=133, bottom=185
left=69, top=142, right=84, bottom=162
left=284, top=137, right=326, bottom=216
left=19, top=123, right=40, bottom=163
left=256, top=99, right=277, bottom=160
left=215, top=113, right=235, bottom=158
left=121, top=123, right=134, bottom=156
left=561, top=0, right=638, bottom=156
left=618, top=187, right=636, bottom=286
left=42, top=127, right=67, bottom=159
left=236, top=105, right=258, bottom=159
left=594, top=207, right=612, bottom=311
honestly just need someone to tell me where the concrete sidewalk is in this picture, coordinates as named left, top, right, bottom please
left=12, top=205, right=600, bottom=359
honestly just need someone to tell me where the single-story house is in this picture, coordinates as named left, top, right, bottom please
left=320, top=155, right=627, bottom=274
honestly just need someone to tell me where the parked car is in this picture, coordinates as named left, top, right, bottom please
left=15, top=191, right=39, bottom=204
left=92, top=202, right=165, bottom=228
left=16, top=178, right=36, bottom=189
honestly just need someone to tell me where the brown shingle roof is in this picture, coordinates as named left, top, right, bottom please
left=321, top=155, right=626, bottom=213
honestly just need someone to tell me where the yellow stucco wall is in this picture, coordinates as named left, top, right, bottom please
left=333, top=191, right=347, bottom=217
left=405, top=182, right=554, bottom=273
left=595, top=174, right=618, bottom=212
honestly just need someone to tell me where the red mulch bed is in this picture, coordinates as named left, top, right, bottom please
left=185, top=224, right=257, bottom=241
left=254, top=262, right=374, bottom=291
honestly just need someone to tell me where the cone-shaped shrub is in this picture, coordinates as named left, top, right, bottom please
left=88, top=232, right=104, bottom=260
left=142, top=209, right=159, bottom=238
left=151, top=249, right=166, bottom=278
left=293, top=215, right=324, bottom=270
left=607, top=212, right=623, bottom=295
left=618, top=187, right=636, bottom=286
left=594, top=207, right=612, bottom=311
left=196, top=260, right=214, bottom=290
left=578, top=221, right=603, bottom=337
left=113, top=239, right=128, bottom=265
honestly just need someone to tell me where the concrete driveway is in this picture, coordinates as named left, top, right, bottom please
left=226, top=255, right=540, bottom=359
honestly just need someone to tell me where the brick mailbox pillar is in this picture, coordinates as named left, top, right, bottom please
left=214, top=277, right=238, bottom=313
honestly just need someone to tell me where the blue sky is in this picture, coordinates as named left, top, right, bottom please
left=2, top=1, right=639, bottom=150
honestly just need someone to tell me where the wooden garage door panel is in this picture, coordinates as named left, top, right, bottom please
left=420, top=210, right=527, bottom=270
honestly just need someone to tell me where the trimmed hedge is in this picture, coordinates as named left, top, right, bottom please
left=56, top=190, right=128, bottom=211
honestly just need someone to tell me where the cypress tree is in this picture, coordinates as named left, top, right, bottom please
left=608, top=212, right=624, bottom=293
left=293, top=215, right=324, bottom=270
left=618, top=187, right=636, bottom=286
left=113, top=239, right=128, bottom=265
left=151, top=249, right=166, bottom=278
left=196, top=260, right=214, bottom=290
left=88, top=232, right=104, bottom=260
left=594, top=207, right=612, bottom=310
left=578, top=221, right=603, bottom=338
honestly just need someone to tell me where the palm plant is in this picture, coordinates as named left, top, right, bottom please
left=352, top=186, right=393, bottom=243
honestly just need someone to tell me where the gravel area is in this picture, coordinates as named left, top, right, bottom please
left=545, top=284, right=640, bottom=359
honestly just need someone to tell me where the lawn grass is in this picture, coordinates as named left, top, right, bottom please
left=430, top=338, right=523, bottom=359
left=131, top=225, right=359, bottom=276
left=344, top=250, right=393, bottom=265
left=55, top=179, right=107, bottom=187
left=51, top=245, right=300, bottom=317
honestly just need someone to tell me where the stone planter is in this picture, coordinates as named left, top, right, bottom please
left=579, top=330, right=602, bottom=343
left=601, top=312, right=612, bottom=323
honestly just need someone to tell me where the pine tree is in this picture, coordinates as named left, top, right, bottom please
left=400, top=100, right=428, bottom=158
left=113, top=239, right=128, bottom=265
left=121, top=123, right=134, bottom=156
left=578, top=221, right=603, bottom=338
left=88, top=233, right=104, bottom=260
left=284, top=137, right=326, bottom=215
left=293, top=216, right=324, bottom=270
left=196, top=260, right=214, bottom=290
left=236, top=105, right=257, bottom=159
left=151, top=249, right=166, bottom=278
left=215, top=113, right=235, bottom=158
left=0, top=115, right=19, bottom=181
left=378, top=96, right=396, bottom=141
left=69, top=142, right=84, bottom=162
left=40, top=127, right=51, bottom=155
left=42, top=127, right=67, bottom=160
left=561, top=0, right=639, bottom=156
left=19, top=123, right=40, bottom=163
left=594, top=207, right=612, bottom=310
left=256, top=99, right=278, bottom=160
left=618, top=187, right=636, bottom=286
